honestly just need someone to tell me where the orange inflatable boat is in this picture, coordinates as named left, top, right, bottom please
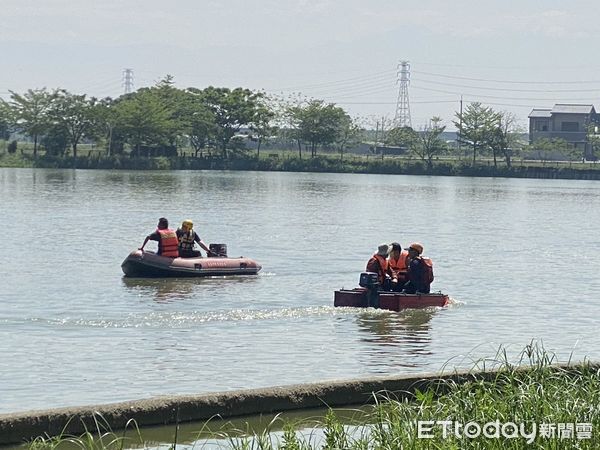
left=121, top=249, right=262, bottom=278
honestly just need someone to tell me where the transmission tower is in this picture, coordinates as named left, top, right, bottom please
left=122, top=68, right=134, bottom=94
left=394, top=61, right=412, bottom=128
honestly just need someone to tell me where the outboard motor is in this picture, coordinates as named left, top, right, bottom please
left=359, top=272, right=380, bottom=308
left=209, top=243, right=228, bottom=258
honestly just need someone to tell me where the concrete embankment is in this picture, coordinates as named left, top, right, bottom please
left=0, top=364, right=589, bottom=445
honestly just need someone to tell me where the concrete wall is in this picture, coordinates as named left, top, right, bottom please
left=0, top=364, right=595, bottom=445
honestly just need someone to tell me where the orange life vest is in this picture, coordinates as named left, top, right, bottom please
left=389, top=250, right=409, bottom=279
left=373, top=254, right=389, bottom=284
left=157, top=228, right=179, bottom=257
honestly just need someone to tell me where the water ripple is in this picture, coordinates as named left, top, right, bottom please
left=5, top=306, right=360, bottom=329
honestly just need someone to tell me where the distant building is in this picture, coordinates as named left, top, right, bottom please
left=528, top=104, right=598, bottom=157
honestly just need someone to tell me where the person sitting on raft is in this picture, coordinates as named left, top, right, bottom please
left=366, top=243, right=394, bottom=290
left=388, top=241, right=410, bottom=291
left=403, top=242, right=434, bottom=294
left=176, top=219, right=212, bottom=258
left=139, top=217, right=179, bottom=257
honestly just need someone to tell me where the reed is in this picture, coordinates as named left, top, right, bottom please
left=26, top=414, right=143, bottom=450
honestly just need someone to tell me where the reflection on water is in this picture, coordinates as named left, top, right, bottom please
left=121, top=275, right=261, bottom=303
left=355, top=309, right=436, bottom=370
left=122, top=277, right=199, bottom=303
left=357, top=309, right=434, bottom=346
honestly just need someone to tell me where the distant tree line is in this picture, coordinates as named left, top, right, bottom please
left=0, top=77, right=366, bottom=161
left=1, top=78, right=595, bottom=167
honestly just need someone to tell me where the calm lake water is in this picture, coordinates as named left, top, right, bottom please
left=1, top=168, right=600, bottom=414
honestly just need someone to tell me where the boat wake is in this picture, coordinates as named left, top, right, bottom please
left=7, top=306, right=358, bottom=329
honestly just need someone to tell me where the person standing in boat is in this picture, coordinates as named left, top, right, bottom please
left=366, top=243, right=393, bottom=289
left=176, top=219, right=212, bottom=258
left=388, top=242, right=410, bottom=291
left=139, top=217, right=179, bottom=257
left=403, top=242, right=434, bottom=294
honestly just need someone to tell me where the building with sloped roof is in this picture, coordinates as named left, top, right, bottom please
left=528, top=104, right=598, bottom=158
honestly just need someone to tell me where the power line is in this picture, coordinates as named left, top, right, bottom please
left=290, top=76, right=396, bottom=97
left=413, top=70, right=600, bottom=85
left=336, top=100, right=457, bottom=105
left=411, top=60, right=600, bottom=71
left=414, top=77, right=600, bottom=93
left=269, top=68, right=396, bottom=91
left=411, top=85, right=598, bottom=102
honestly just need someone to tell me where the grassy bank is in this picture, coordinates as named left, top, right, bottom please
left=2, top=151, right=600, bottom=180
left=24, top=347, right=600, bottom=449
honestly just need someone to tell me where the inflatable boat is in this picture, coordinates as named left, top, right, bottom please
left=121, top=249, right=262, bottom=278
left=334, top=272, right=449, bottom=311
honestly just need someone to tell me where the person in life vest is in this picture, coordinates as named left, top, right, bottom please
left=403, top=242, right=434, bottom=294
left=388, top=241, right=410, bottom=291
left=176, top=219, right=212, bottom=258
left=139, top=217, right=180, bottom=258
left=366, top=243, right=393, bottom=289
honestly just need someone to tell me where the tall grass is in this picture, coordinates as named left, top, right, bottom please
left=27, top=414, right=143, bottom=450
left=197, top=344, right=600, bottom=449
left=357, top=343, right=600, bottom=449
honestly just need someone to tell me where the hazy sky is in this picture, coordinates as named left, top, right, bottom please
left=2, top=0, right=600, bottom=130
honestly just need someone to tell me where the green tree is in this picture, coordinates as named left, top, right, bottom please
left=586, top=123, right=600, bottom=162
left=113, top=89, right=174, bottom=155
left=146, top=75, right=188, bottom=148
left=250, top=99, right=277, bottom=159
left=200, top=86, right=264, bottom=157
left=49, top=90, right=97, bottom=158
left=41, top=125, right=69, bottom=156
left=384, top=125, right=418, bottom=149
left=486, top=112, right=523, bottom=168
left=287, top=100, right=349, bottom=158
left=336, top=115, right=362, bottom=161
left=91, top=97, right=120, bottom=156
left=454, top=102, right=501, bottom=164
left=181, top=89, right=216, bottom=157
left=8, top=88, right=57, bottom=157
left=414, top=117, right=447, bottom=169
left=0, top=100, right=12, bottom=142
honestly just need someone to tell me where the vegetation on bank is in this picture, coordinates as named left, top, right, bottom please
left=1, top=78, right=599, bottom=171
left=25, top=345, right=600, bottom=449
left=3, top=151, right=600, bottom=181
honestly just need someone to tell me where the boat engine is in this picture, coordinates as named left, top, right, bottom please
left=359, top=272, right=379, bottom=288
left=209, top=243, right=228, bottom=257
left=359, top=272, right=380, bottom=308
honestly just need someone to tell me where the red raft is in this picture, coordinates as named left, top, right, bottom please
left=334, top=272, right=449, bottom=311
left=121, top=249, right=262, bottom=278
left=334, top=288, right=449, bottom=311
